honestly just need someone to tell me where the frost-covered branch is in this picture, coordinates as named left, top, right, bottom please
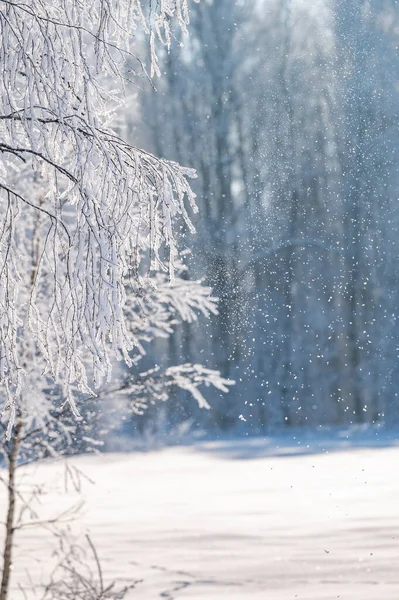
left=92, top=363, right=234, bottom=415
left=37, top=533, right=139, bottom=600
left=0, top=0, right=210, bottom=425
left=122, top=256, right=218, bottom=353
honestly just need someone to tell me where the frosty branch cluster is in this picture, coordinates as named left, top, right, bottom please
left=0, top=0, right=229, bottom=428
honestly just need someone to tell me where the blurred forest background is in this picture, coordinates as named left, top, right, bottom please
left=120, top=0, right=399, bottom=437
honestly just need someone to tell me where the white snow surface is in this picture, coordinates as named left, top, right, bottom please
left=2, top=432, right=399, bottom=599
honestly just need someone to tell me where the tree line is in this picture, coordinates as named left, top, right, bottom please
left=132, top=0, right=399, bottom=435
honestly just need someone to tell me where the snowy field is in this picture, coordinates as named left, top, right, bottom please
left=3, top=430, right=399, bottom=599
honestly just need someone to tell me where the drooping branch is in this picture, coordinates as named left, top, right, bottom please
left=0, top=0, right=204, bottom=424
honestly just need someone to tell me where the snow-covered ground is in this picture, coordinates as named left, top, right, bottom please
left=3, top=431, right=399, bottom=599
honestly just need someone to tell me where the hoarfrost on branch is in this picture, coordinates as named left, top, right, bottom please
left=0, top=0, right=229, bottom=430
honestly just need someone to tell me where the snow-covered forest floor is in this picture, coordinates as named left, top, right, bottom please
left=3, top=429, right=399, bottom=599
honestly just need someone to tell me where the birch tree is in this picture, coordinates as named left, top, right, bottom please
left=0, top=2, right=236, bottom=595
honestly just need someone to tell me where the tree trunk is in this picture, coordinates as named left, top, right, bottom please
left=0, top=420, right=22, bottom=600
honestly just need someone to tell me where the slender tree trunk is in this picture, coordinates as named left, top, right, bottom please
left=0, top=420, right=22, bottom=600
